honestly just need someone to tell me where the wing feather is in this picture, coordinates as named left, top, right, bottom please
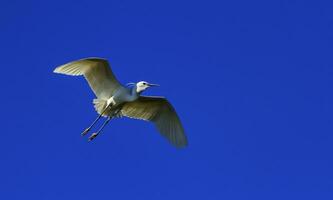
left=121, top=96, right=188, bottom=147
left=54, top=57, right=123, bottom=99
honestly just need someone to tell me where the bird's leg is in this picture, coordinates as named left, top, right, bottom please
left=81, top=115, right=102, bottom=136
left=88, top=117, right=112, bottom=141
left=81, top=104, right=111, bottom=136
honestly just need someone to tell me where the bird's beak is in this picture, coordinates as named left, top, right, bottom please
left=148, top=83, right=160, bottom=87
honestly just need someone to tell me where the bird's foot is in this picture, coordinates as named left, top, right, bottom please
left=81, top=128, right=91, bottom=136
left=88, top=133, right=99, bottom=141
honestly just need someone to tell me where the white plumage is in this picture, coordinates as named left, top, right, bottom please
left=54, top=57, right=188, bottom=148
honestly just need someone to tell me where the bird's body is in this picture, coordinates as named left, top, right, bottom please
left=93, top=85, right=139, bottom=118
left=54, top=57, right=188, bottom=147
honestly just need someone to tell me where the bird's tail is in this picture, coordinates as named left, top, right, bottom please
left=93, top=99, right=110, bottom=117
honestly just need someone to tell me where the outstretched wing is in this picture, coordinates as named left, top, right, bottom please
left=121, top=96, right=188, bottom=148
left=54, top=57, right=123, bottom=99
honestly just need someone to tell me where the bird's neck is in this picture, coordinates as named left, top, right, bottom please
left=131, top=86, right=141, bottom=97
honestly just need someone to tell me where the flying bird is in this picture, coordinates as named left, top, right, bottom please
left=53, top=57, right=188, bottom=147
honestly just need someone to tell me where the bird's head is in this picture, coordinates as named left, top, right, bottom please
left=135, top=81, right=159, bottom=93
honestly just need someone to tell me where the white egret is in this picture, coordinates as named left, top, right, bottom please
left=54, top=57, right=188, bottom=147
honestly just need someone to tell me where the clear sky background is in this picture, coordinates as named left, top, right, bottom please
left=1, top=0, right=333, bottom=199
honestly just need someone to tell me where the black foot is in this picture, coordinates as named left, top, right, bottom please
left=88, top=133, right=98, bottom=141
left=81, top=128, right=91, bottom=136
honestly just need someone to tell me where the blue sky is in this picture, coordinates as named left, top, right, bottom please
left=1, top=0, right=333, bottom=199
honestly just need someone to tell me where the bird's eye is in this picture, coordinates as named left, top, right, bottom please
left=143, top=82, right=147, bottom=85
